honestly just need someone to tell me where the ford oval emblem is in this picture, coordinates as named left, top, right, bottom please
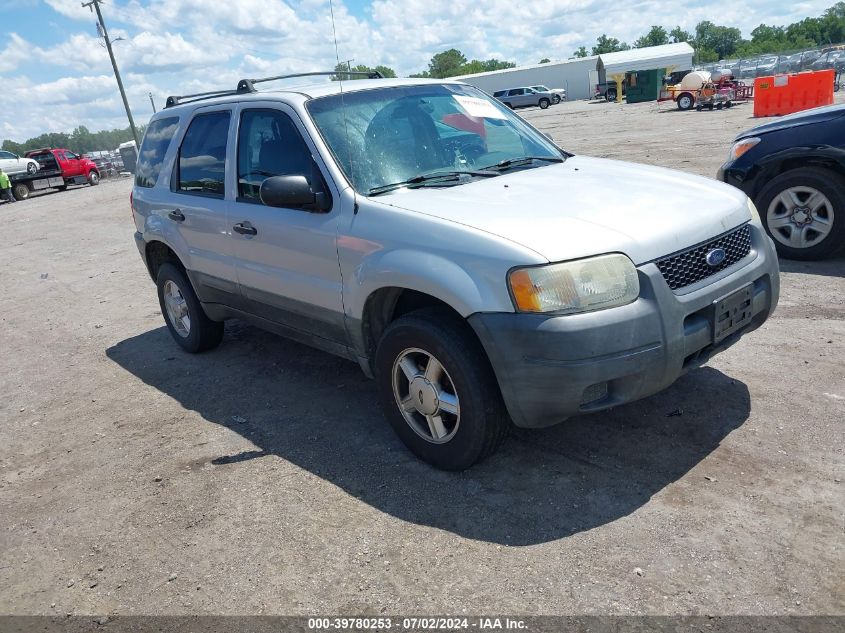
left=705, top=248, right=727, bottom=268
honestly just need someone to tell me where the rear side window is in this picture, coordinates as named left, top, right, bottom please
left=177, top=112, right=230, bottom=197
left=136, top=117, right=179, bottom=188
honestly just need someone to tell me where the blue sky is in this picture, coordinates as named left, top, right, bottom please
left=0, top=0, right=835, bottom=142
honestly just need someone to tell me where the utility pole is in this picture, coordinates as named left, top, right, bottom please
left=82, top=0, right=140, bottom=147
left=149, top=92, right=157, bottom=113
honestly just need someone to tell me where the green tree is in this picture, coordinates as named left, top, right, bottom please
left=572, top=46, right=589, bottom=58
left=591, top=34, right=630, bottom=55
left=427, top=48, right=467, bottom=78
left=669, top=26, right=691, bottom=43
left=331, top=62, right=396, bottom=80
left=634, top=25, right=669, bottom=48
left=694, top=20, right=742, bottom=58
left=539, top=58, right=551, bottom=63
left=374, top=65, right=397, bottom=78
left=2, top=124, right=140, bottom=156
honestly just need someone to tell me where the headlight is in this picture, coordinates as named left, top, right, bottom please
left=728, top=137, right=760, bottom=161
left=508, top=253, right=639, bottom=314
left=746, top=196, right=761, bottom=223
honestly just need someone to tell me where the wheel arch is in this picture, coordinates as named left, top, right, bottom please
left=144, top=240, right=186, bottom=282
left=750, top=154, right=845, bottom=201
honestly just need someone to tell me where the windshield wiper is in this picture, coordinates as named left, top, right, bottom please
left=368, top=170, right=498, bottom=196
left=479, top=156, right=565, bottom=172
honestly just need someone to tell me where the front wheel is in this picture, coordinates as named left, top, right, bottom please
left=552, top=94, right=561, bottom=104
left=374, top=308, right=509, bottom=470
left=677, top=93, right=694, bottom=110
left=87, top=171, right=100, bottom=186
left=27, top=162, right=37, bottom=175
left=756, top=167, right=845, bottom=260
left=156, top=263, right=224, bottom=353
left=606, top=89, right=617, bottom=102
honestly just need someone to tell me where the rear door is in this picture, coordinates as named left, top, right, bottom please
left=227, top=103, right=346, bottom=345
left=163, top=108, right=240, bottom=306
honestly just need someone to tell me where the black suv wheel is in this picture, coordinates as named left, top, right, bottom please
left=156, top=263, right=224, bottom=353
left=756, top=167, right=845, bottom=260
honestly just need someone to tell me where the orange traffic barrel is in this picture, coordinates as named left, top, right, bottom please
left=753, top=69, right=835, bottom=117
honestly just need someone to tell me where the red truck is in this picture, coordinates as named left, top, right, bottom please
left=7, top=148, right=101, bottom=200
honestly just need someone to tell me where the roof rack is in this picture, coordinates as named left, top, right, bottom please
left=236, top=70, right=384, bottom=94
left=165, top=89, right=241, bottom=108
left=164, top=70, right=385, bottom=109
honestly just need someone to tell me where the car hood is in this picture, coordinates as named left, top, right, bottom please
left=371, top=156, right=751, bottom=265
left=735, top=103, right=845, bottom=140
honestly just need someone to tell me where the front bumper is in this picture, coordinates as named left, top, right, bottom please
left=469, top=222, right=780, bottom=428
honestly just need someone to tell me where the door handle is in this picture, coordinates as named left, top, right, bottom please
left=168, top=210, right=185, bottom=222
left=233, top=221, right=257, bottom=236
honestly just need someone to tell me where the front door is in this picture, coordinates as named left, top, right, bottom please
left=58, top=151, right=84, bottom=178
left=228, top=105, right=346, bottom=345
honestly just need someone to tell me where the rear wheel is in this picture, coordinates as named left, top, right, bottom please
left=606, top=89, right=617, bottom=102
left=374, top=308, right=509, bottom=470
left=26, top=162, right=37, bottom=175
left=756, top=167, right=845, bottom=260
left=156, top=263, right=224, bottom=353
left=12, top=184, right=29, bottom=200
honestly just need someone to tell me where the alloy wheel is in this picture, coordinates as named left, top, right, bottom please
left=391, top=347, right=460, bottom=444
left=766, top=185, right=834, bottom=249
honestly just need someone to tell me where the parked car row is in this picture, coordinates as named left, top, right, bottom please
left=492, top=85, right=565, bottom=109
left=699, top=47, right=845, bottom=79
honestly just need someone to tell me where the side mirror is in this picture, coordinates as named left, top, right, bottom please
left=260, top=175, right=321, bottom=209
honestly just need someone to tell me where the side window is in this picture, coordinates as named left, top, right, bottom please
left=65, top=151, right=78, bottom=160
left=0, top=151, right=13, bottom=159
left=178, top=111, right=230, bottom=197
left=237, top=109, right=315, bottom=202
left=136, top=116, right=179, bottom=188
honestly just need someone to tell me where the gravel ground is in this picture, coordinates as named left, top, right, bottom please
left=1, top=95, right=843, bottom=618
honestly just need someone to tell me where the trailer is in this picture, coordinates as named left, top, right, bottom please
left=9, top=149, right=100, bottom=200
left=659, top=69, right=753, bottom=110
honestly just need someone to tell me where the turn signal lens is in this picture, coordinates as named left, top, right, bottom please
left=729, top=137, right=760, bottom=161
left=508, top=254, right=639, bottom=314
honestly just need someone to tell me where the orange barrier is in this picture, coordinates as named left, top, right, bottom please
left=753, top=69, right=835, bottom=117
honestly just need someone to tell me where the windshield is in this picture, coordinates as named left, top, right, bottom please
left=307, top=83, right=562, bottom=195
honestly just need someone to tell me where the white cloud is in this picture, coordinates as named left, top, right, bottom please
left=0, top=0, right=837, bottom=141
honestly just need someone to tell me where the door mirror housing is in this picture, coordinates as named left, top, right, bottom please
left=260, top=175, right=327, bottom=211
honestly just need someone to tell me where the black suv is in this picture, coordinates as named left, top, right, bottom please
left=718, top=103, right=845, bottom=260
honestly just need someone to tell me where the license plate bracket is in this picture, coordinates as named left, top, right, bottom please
left=713, top=284, right=754, bottom=344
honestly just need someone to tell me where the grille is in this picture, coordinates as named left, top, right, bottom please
left=657, top=224, right=752, bottom=291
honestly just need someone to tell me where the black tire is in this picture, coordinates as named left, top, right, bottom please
left=725, top=100, right=733, bottom=108
left=56, top=184, right=68, bottom=191
left=88, top=171, right=100, bottom=186
left=552, top=94, right=561, bottom=104
left=156, top=262, right=224, bottom=353
left=539, top=98, right=550, bottom=109
left=374, top=308, right=509, bottom=470
left=677, top=92, right=694, bottom=110
left=715, top=102, right=724, bottom=110
left=696, top=105, right=703, bottom=111
left=12, top=184, right=29, bottom=200
left=755, top=167, right=845, bottom=260
left=606, top=90, right=617, bottom=102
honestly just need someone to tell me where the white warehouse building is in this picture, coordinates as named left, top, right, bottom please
left=456, top=42, right=695, bottom=101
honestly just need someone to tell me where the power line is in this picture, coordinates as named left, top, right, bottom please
left=82, top=0, right=140, bottom=147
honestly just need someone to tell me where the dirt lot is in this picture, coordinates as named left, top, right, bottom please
left=1, top=96, right=843, bottom=619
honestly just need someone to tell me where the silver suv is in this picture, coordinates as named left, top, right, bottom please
left=131, top=73, right=779, bottom=470
left=492, top=87, right=554, bottom=109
